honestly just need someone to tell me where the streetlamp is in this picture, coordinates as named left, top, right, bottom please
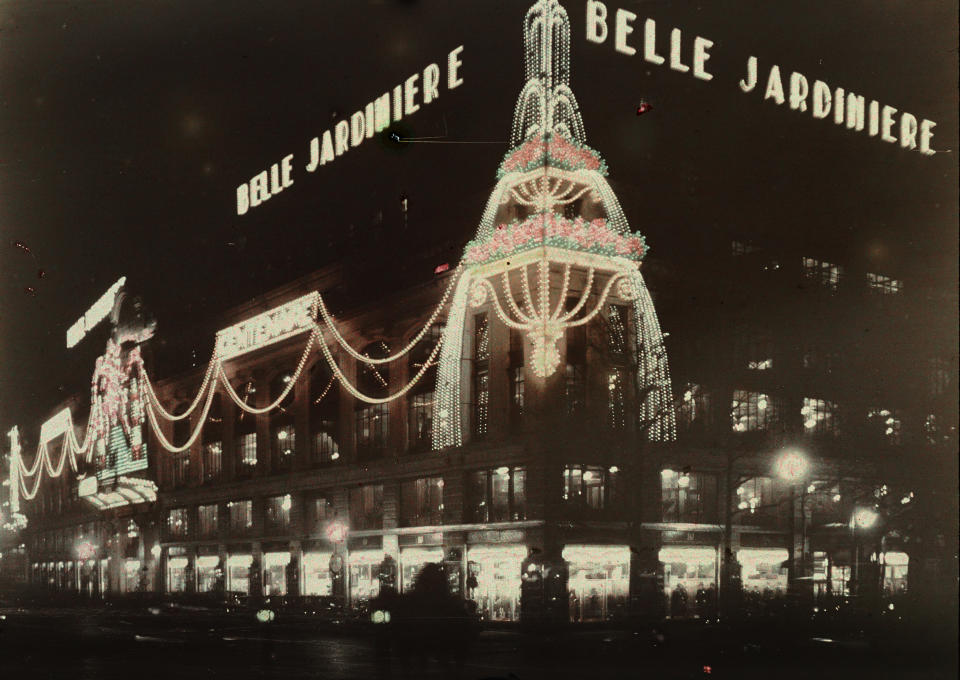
left=775, top=449, right=810, bottom=597
left=850, top=507, right=879, bottom=598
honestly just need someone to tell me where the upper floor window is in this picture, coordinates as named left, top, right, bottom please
left=307, top=495, right=334, bottom=532
left=802, top=257, right=842, bottom=292
left=565, top=321, right=587, bottom=417
left=866, top=272, right=902, bottom=295
left=234, top=379, right=258, bottom=475
left=227, top=499, right=253, bottom=534
left=309, top=361, right=340, bottom=465
left=731, top=240, right=759, bottom=256
left=409, top=324, right=443, bottom=451
left=867, top=408, right=901, bottom=445
left=202, top=393, right=223, bottom=482
left=465, top=466, right=527, bottom=523
left=265, top=494, right=292, bottom=532
left=677, top=384, right=712, bottom=433
left=400, top=476, right=444, bottom=527
left=167, top=508, right=189, bottom=539
left=349, top=484, right=384, bottom=531
left=171, top=404, right=191, bottom=488
left=357, top=343, right=391, bottom=460
left=509, top=329, right=524, bottom=430
left=661, top=469, right=718, bottom=523
left=731, top=390, right=777, bottom=432
left=270, top=370, right=296, bottom=472
left=563, top=465, right=619, bottom=511
left=926, top=357, right=952, bottom=398
left=197, top=504, right=219, bottom=538
left=802, top=397, right=839, bottom=435
left=735, top=477, right=786, bottom=527
left=473, top=313, right=490, bottom=440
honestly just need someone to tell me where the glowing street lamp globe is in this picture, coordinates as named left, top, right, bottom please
left=775, top=449, right=809, bottom=483
left=852, top=507, right=879, bottom=530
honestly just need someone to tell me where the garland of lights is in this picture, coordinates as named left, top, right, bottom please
left=143, top=352, right=219, bottom=422
left=464, top=212, right=646, bottom=266
left=314, top=265, right=462, bottom=365
left=145, top=372, right=220, bottom=454
left=218, top=332, right=315, bottom=416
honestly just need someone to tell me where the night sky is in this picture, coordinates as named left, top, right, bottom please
left=1, top=0, right=957, bottom=438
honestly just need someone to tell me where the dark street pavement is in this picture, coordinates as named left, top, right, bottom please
left=1, top=606, right=956, bottom=680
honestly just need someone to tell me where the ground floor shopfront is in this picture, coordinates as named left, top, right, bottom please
left=27, top=523, right=911, bottom=620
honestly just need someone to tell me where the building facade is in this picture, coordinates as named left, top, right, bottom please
left=5, top=0, right=956, bottom=623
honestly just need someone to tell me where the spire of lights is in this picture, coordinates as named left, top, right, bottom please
left=432, top=0, right=676, bottom=447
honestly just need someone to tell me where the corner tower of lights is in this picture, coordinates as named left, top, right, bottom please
left=431, top=0, right=676, bottom=448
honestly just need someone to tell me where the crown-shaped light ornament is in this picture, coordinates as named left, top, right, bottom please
left=431, top=0, right=676, bottom=448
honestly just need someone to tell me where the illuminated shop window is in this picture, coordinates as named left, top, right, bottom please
left=802, top=397, right=839, bottom=435
left=866, top=272, right=902, bottom=295
left=262, top=551, right=290, bottom=596
left=196, top=555, right=221, bottom=594
left=167, top=554, right=189, bottom=593
left=564, top=545, right=630, bottom=623
left=226, top=554, right=252, bottom=595
left=197, top=504, right=219, bottom=539
left=677, top=384, right=712, bottom=432
left=357, top=342, right=391, bottom=460
left=466, top=544, right=525, bottom=622
left=802, top=257, right=842, bottom=291
left=227, top=500, right=253, bottom=535
left=400, top=476, right=444, bottom=527
left=270, top=371, right=296, bottom=471
left=473, top=313, right=490, bottom=440
left=167, top=507, right=189, bottom=539
left=302, top=552, right=333, bottom=596
left=731, top=390, right=777, bottom=432
left=868, top=407, right=901, bottom=445
left=202, top=393, right=223, bottom=481
left=465, top=467, right=527, bottom=523
left=309, top=361, right=340, bottom=465
left=563, top=465, right=618, bottom=511
left=349, top=484, right=384, bottom=531
left=661, top=469, right=718, bottom=523
left=265, top=494, right=292, bottom=532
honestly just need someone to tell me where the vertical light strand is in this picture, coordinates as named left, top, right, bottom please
left=629, top=270, right=677, bottom=441
left=432, top=271, right=472, bottom=449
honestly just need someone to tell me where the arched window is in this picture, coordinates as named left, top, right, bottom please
left=356, top=341, right=390, bottom=461
left=269, top=369, right=297, bottom=472
left=202, top=393, right=223, bottom=483
left=171, top=404, right=191, bottom=488
left=408, top=324, right=443, bottom=451
left=309, top=360, right=340, bottom=465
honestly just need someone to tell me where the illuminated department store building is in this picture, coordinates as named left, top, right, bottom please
left=10, top=0, right=952, bottom=621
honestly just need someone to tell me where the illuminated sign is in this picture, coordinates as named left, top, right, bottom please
left=66, top=276, right=127, bottom=348
left=39, top=408, right=72, bottom=444
left=215, top=292, right=318, bottom=360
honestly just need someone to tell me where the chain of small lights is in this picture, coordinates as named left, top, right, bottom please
left=142, top=351, right=219, bottom=422
left=218, top=332, right=315, bottom=415
left=551, top=263, right=572, bottom=319
left=500, top=271, right=535, bottom=323
left=314, top=327, right=445, bottom=405
left=314, top=265, right=462, bottom=366
left=432, top=271, right=473, bottom=450
left=628, top=270, right=677, bottom=441
left=145, top=371, right=221, bottom=454
left=508, top=176, right=592, bottom=209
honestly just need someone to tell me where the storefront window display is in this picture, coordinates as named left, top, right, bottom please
left=563, top=545, right=630, bottom=622
left=302, top=552, right=334, bottom=596
left=467, top=545, right=525, bottom=622
left=227, top=554, right=253, bottom=595
left=167, top=556, right=189, bottom=593
left=123, top=558, right=141, bottom=593
left=197, top=555, right=221, bottom=593
left=400, top=547, right=444, bottom=592
left=659, top=546, right=717, bottom=617
left=349, top=550, right=384, bottom=605
left=882, top=551, right=908, bottom=595
left=263, top=551, right=290, bottom=596
left=738, top=548, right=788, bottom=593
left=832, top=564, right=851, bottom=597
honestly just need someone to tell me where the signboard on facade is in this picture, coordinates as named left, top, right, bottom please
left=39, top=408, right=72, bottom=444
left=214, top=291, right=318, bottom=360
left=66, top=276, right=127, bottom=348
